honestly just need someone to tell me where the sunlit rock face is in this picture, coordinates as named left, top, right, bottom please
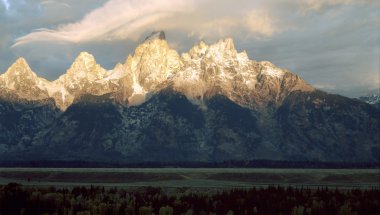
left=0, top=32, right=378, bottom=163
left=173, top=39, right=254, bottom=104
left=53, top=52, right=111, bottom=109
left=122, top=32, right=182, bottom=105
left=173, top=39, right=314, bottom=108
left=0, top=58, right=51, bottom=101
left=0, top=32, right=314, bottom=110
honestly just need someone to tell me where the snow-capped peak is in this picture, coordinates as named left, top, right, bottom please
left=126, top=33, right=181, bottom=94
left=56, top=52, right=107, bottom=88
left=12, top=57, right=29, bottom=67
left=205, top=38, right=236, bottom=59
left=0, top=32, right=314, bottom=110
left=217, top=38, right=235, bottom=51
left=1, top=57, right=40, bottom=87
left=0, top=57, right=52, bottom=101
left=3, top=57, right=36, bottom=77
left=173, top=38, right=255, bottom=104
left=69, top=52, right=98, bottom=73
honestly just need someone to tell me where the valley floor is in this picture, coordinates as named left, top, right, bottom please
left=1, top=168, right=379, bottom=214
left=0, top=168, right=379, bottom=190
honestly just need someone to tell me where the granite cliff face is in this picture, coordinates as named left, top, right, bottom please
left=0, top=32, right=378, bottom=162
left=0, top=32, right=313, bottom=110
left=0, top=58, right=52, bottom=101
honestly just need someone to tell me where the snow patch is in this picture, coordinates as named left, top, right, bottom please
left=128, top=73, right=147, bottom=106
left=261, top=61, right=284, bottom=78
left=263, top=67, right=284, bottom=78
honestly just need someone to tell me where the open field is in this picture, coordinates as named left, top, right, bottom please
left=0, top=168, right=379, bottom=189
left=1, top=168, right=379, bottom=214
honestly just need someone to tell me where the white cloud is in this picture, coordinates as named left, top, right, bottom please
left=13, top=0, right=192, bottom=46
left=1, top=0, right=10, bottom=11
left=180, top=9, right=281, bottom=40
left=298, top=0, right=378, bottom=13
left=40, top=0, right=71, bottom=8
left=245, top=10, right=278, bottom=37
left=12, top=0, right=285, bottom=47
left=301, top=0, right=352, bottom=12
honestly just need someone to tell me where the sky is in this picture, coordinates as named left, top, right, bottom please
left=0, top=0, right=379, bottom=97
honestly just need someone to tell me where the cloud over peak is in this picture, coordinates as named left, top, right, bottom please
left=13, top=0, right=192, bottom=46
left=12, top=0, right=286, bottom=47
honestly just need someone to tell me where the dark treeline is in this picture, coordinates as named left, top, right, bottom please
left=0, top=160, right=379, bottom=168
left=1, top=183, right=379, bottom=215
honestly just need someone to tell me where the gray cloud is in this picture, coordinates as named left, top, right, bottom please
left=0, top=0, right=379, bottom=97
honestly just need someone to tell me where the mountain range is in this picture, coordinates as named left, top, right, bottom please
left=0, top=31, right=378, bottom=163
left=359, top=91, right=380, bottom=109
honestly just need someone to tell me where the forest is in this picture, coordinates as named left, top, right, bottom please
left=1, top=183, right=379, bottom=215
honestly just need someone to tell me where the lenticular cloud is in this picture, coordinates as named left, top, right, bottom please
left=12, top=0, right=192, bottom=47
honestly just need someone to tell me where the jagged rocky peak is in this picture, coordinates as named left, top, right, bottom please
left=206, top=38, right=241, bottom=60
left=144, top=30, right=166, bottom=41
left=47, top=51, right=111, bottom=110
left=184, top=38, right=250, bottom=68
left=257, top=60, right=313, bottom=91
left=259, top=61, right=286, bottom=79
left=76, top=51, right=95, bottom=64
left=210, top=38, right=236, bottom=54
left=56, top=52, right=107, bottom=88
left=11, top=57, right=29, bottom=67
left=0, top=32, right=315, bottom=110
left=0, top=57, right=52, bottom=100
left=2, top=57, right=37, bottom=78
left=126, top=31, right=181, bottom=95
left=174, top=38, right=254, bottom=104
left=187, top=38, right=235, bottom=57
left=67, top=52, right=101, bottom=74
left=175, top=37, right=315, bottom=107
left=1, top=58, right=39, bottom=85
